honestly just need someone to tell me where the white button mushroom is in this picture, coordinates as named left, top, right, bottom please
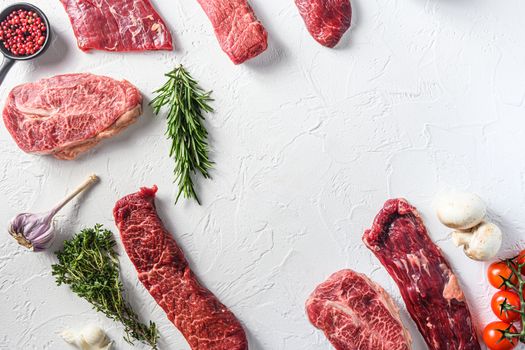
left=451, top=222, right=502, bottom=261
left=436, top=192, right=487, bottom=230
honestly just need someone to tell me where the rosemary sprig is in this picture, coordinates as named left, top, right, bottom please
left=150, top=65, right=213, bottom=204
left=51, top=224, right=159, bottom=349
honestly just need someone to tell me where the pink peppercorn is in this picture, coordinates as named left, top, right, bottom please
left=0, top=9, right=47, bottom=56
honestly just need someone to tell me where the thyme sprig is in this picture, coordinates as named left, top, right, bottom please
left=150, top=65, right=213, bottom=204
left=51, top=224, right=158, bottom=348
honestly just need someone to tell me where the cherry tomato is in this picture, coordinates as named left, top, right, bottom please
left=483, top=321, right=518, bottom=350
left=488, top=261, right=518, bottom=290
left=516, top=250, right=525, bottom=274
left=491, top=291, right=521, bottom=322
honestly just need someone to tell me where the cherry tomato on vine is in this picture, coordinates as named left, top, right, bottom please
left=515, top=250, right=525, bottom=274
left=491, top=291, right=521, bottom=322
left=488, top=261, right=518, bottom=290
left=483, top=321, right=518, bottom=350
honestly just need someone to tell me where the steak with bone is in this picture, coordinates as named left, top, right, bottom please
left=294, top=0, right=352, bottom=47
left=195, top=0, right=268, bottom=64
left=113, top=186, right=248, bottom=350
left=3, top=73, right=142, bottom=160
left=362, top=198, right=480, bottom=350
left=306, top=269, right=412, bottom=350
left=59, top=0, right=173, bottom=51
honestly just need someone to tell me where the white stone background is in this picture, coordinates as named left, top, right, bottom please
left=0, top=0, right=524, bottom=349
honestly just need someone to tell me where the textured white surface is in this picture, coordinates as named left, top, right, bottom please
left=0, top=0, right=523, bottom=349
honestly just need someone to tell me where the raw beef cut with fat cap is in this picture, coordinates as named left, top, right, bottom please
left=306, top=269, right=412, bottom=350
left=195, top=0, right=268, bottom=64
left=295, top=0, right=352, bottom=47
left=363, top=198, right=480, bottom=350
left=113, top=186, right=248, bottom=350
left=3, top=73, right=142, bottom=160
left=60, top=0, right=173, bottom=51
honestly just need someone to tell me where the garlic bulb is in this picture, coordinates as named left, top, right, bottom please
left=60, top=324, right=112, bottom=350
left=8, top=175, right=98, bottom=251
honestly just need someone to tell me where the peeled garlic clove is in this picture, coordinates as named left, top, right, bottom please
left=60, top=325, right=112, bottom=350
left=81, top=324, right=108, bottom=346
left=60, top=329, right=83, bottom=347
left=436, top=192, right=486, bottom=230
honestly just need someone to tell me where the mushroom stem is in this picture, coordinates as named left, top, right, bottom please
left=452, top=231, right=473, bottom=247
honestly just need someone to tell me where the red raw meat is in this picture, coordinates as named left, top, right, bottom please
left=362, top=199, right=480, bottom=350
left=3, top=73, right=142, bottom=160
left=306, top=269, right=412, bottom=350
left=113, top=186, right=248, bottom=350
left=195, top=0, right=268, bottom=64
left=295, top=0, right=352, bottom=47
left=59, top=0, right=173, bottom=52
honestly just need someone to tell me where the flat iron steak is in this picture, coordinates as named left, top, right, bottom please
left=2, top=73, right=142, bottom=160
left=113, top=186, right=248, bottom=350
left=59, top=0, right=173, bottom=51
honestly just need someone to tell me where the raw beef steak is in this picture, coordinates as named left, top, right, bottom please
left=295, top=0, right=352, bottom=47
left=306, top=269, right=412, bottom=350
left=363, top=199, right=480, bottom=350
left=60, top=0, right=173, bottom=51
left=113, top=186, right=248, bottom=350
left=3, top=73, right=142, bottom=160
left=196, top=0, right=268, bottom=64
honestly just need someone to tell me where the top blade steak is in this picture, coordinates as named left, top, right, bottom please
left=3, top=73, right=142, bottom=160
left=306, top=269, right=412, bottom=350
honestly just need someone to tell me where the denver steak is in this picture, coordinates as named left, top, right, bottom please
left=60, top=0, right=173, bottom=51
left=3, top=73, right=142, bottom=160
left=113, top=186, right=248, bottom=350
left=195, top=0, right=268, bottom=64
left=306, top=269, right=412, bottom=350
left=295, top=0, right=352, bottom=47
left=363, top=199, right=480, bottom=350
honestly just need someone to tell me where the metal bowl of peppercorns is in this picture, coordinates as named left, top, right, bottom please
left=0, top=3, right=51, bottom=84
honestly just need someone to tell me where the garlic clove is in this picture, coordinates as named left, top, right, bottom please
left=60, top=329, right=83, bottom=347
left=81, top=324, right=108, bottom=346
left=60, top=325, right=112, bottom=350
left=436, top=192, right=486, bottom=230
